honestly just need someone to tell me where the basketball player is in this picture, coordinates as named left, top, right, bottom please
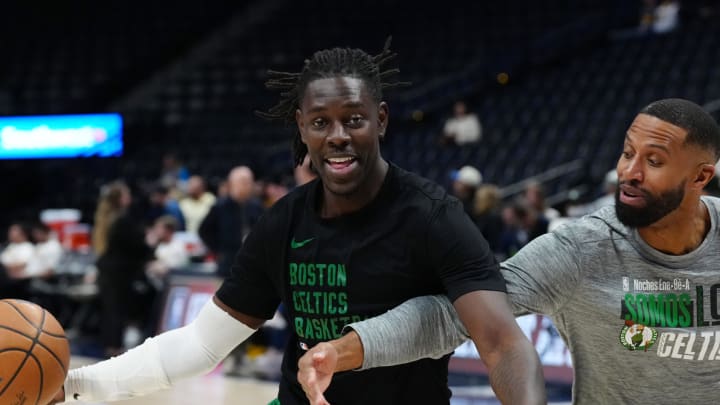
left=297, top=99, right=720, bottom=403
left=52, top=39, right=545, bottom=404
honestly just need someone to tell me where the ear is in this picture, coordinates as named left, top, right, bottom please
left=295, top=109, right=308, bottom=145
left=691, top=163, right=715, bottom=190
left=378, top=101, right=389, bottom=140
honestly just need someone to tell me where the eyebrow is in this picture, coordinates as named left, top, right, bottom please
left=624, top=134, right=670, bottom=154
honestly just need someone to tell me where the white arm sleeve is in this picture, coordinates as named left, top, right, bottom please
left=64, top=299, right=258, bottom=402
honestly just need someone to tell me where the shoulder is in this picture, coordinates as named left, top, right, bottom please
left=391, top=165, right=460, bottom=212
left=392, top=165, right=452, bottom=201
left=392, top=166, right=470, bottom=225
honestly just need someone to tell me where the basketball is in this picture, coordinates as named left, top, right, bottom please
left=0, top=299, right=70, bottom=405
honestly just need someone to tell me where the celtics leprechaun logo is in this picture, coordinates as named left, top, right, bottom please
left=620, top=319, right=658, bottom=351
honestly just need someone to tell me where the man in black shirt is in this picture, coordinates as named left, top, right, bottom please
left=200, top=165, right=265, bottom=277
left=55, top=40, right=544, bottom=405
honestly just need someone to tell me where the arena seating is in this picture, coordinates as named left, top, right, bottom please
left=2, top=1, right=720, bottom=227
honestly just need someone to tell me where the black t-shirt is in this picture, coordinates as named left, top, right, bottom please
left=216, top=163, right=505, bottom=405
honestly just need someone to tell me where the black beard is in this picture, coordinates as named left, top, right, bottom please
left=615, top=181, right=685, bottom=228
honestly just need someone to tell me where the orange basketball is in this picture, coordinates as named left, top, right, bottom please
left=0, top=299, right=70, bottom=405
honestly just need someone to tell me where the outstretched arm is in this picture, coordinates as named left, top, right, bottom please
left=298, top=293, right=545, bottom=405
left=453, top=290, right=545, bottom=405
left=52, top=296, right=262, bottom=403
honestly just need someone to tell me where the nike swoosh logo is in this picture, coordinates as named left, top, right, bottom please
left=291, top=237, right=315, bottom=249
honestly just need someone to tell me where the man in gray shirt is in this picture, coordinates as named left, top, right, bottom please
left=297, top=98, right=720, bottom=404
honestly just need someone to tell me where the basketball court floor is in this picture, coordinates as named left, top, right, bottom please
left=70, top=356, right=571, bottom=405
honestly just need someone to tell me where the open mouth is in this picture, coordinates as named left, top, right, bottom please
left=619, top=185, right=646, bottom=206
left=325, top=156, right=356, bottom=169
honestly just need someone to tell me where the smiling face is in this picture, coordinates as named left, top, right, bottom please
left=615, top=113, right=712, bottom=227
left=295, top=76, right=388, bottom=202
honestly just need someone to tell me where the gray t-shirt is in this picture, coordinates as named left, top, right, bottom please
left=349, top=196, right=720, bottom=404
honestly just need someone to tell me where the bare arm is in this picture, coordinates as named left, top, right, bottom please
left=454, top=290, right=545, bottom=405
left=298, top=293, right=545, bottom=405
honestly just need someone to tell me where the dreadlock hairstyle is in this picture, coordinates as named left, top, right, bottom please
left=257, top=37, right=409, bottom=166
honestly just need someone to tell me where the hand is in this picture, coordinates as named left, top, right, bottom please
left=297, top=342, right=338, bottom=405
left=48, top=386, right=65, bottom=404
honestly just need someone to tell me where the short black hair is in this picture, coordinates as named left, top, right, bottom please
left=258, top=37, right=408, bottom=166
left=641, top=98, right=720, bottom=161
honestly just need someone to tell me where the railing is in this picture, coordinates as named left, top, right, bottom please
left=498, top=159, right=585, bottom=200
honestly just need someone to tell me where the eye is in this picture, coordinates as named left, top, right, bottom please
left=648, top=158, right=662, bottom=167
left=346, top=115, right=365, bottom=127
left=311, top=118, right=326, bottom=129
left=622, top=150, right=632, bottom=159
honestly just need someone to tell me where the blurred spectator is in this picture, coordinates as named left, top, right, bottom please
left=653, top=1, right=680, bottom=33
left=441, top=101, right=482, bottom=146
left=472, top=184, right=504, bottom=254
left=199, top=166, right=264, bottom=277
left=216, top=179, right=229, bottom=199
left=294, top=155, right=317, bottom=187
left=639, top=0, right=657, bottom=31
left=498, top=198, right=549, bottom=259
left=639, top=0, right=680, bottom=34
left=24, top=222, right=63, bottom=279
left=144, top=184, right=185, bottom=230
left=93, top=181, right=154, bottom=357
left=261, top=174, right=291, bottom=208
left=179, top=175, right=216, bottom=234
left=0, top=222, right=34, bottom=299
left=158, top=151, right=190, bottom=196
left=524, top=180, right=560, bottom=221
left=451, top=165, right=483, bottom=220
left=146, top=215, right=189, bottom=276
left=1, top=223, right=34, bottom=278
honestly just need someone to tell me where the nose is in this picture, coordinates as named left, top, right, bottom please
left=326, top=122, right=350, bottom=149
left=619, top=156, right=643, bottom=183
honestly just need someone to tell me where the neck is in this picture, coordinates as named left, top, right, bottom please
left=321, top=159, right=389, bottom=218
left=637, top=197, right=710, bottom=255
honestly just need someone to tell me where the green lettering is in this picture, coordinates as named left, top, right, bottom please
left=305, top=319, right=315, bottom=339
left=337, top=264, right=347, bottom=287
left=307, top=264, right=316, bottom=286
left=298, top=263, right=307, bottom=285
left=305, top=291, right=315, bottom=314
left=294, top=317, right=304, bottom=337
left=636, top=294, right=649, bottom=325
left=624, top=294, right=637, bottom=322
left=327, top=292, right=337, bottom=315
left=327, top=264, right=336, bottom=286
left=331, top=318, right=341, bottom=338
left=316, top=264, right=326, bottom=286
left=679, top=293, right=692, bottom=327
left=318, top=318, right=332, bottom=339
left=311, top=319, right=323, bottom=339
left=665, top=294, right=679, bottom=327
left=647, top=294, right=665, bottom=327
left=289, top=263, right=298, bottom=286
left=313, top=291, right=323, bottom=314
left=292, top=291, right=303, bottom=312
left=338, top=292, right=348, bottom=314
